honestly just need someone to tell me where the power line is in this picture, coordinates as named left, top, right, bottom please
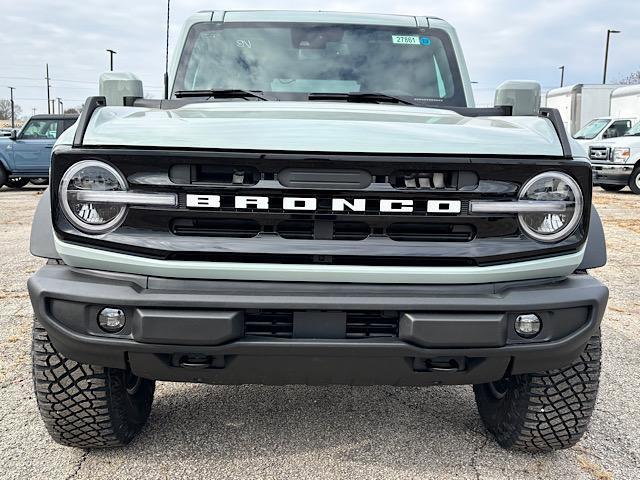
left=0, top=75, right=163, bottom=89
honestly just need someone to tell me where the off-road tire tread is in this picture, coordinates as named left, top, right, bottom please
left=474, top=335, right=601, bottom=453
left=32, top=319, right=154, bottom=448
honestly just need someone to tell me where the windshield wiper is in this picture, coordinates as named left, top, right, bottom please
left=308, top=92, right=418, bottom=106
left=174, top=89, right=272, bottom=101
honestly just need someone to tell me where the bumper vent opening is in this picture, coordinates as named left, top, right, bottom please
left=243, top=311, right=399, bottom=339
left=245, top=311, right=294, bottom=338
left=345, top=311, right=399, bottom=338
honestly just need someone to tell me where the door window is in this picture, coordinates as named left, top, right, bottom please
left=20, top=119, right=59, bottom=140
left=610, top=120, right=632, bottom=137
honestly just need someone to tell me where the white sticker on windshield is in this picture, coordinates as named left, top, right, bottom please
left=392, top=35, right=420, bottom=45
left=392, top=35, right=431, bottom=46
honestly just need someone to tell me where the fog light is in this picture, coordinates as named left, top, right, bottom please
left=98, top=308, right=126, bottom=333
left=514, top=314, right=541, bottom=338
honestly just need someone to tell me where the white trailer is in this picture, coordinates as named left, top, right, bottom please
left=545, top=84, right=617, bottom=135
left=610, top=85, right=640, bottom=121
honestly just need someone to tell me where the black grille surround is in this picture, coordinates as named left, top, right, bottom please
left=50, top=148, right=593, bottom=267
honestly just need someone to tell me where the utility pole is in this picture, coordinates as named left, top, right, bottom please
left=603, top=29, right=621, bottom=84
left=32, top=107, right=36, bottom=116
left=57, top=98, right=63, bottom=114
left=164, top=0, right=171, bottom=99
left=50, top=99, right=55, bottom=114
left=106, top=49, right=117, bottom=71
left=8, top=87, right=15, bottom=128
left=558, top=66, right=565, bottom=87
left=45, top=63, right=51, bottom=114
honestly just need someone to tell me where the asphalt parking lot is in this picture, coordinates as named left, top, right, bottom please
left=0, top=185, right=638, bottom=480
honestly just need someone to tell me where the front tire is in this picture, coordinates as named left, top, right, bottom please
left=6, top=177, right=30, bottom=189
left=32, top=318, right=155, bottom=448
left=30, top=177, right=49, bottom=186
left=629, top=166, right=640, bottom=194
left=600, top=185, right=624, bottom=192
left=473, top=334, right=601, bottom=453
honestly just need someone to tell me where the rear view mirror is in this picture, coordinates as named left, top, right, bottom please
left=494, top=80, right=541, bottom=116
left=99, top=72, right=143, bottom=106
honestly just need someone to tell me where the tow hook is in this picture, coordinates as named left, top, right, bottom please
left=174, top=354, right=225, bottom=369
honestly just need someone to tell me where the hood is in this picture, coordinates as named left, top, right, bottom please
left=78, top=102, right=564, bottom=156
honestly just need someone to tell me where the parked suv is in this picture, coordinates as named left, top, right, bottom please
left=28, top=11, right=608, bottom=452
left=0, top=114, right=78, bottom=189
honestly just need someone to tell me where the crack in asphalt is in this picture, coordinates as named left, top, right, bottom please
left=66, top=451, right=88, bottom=480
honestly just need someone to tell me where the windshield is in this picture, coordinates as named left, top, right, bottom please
left=625, top=121, right=640, bottom=136
left=573, top=119, right=609, bottom=140
left=173, top=23, right=466, bottom=106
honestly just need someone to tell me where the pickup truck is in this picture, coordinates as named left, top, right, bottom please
left=27, top=10, right=608, bottom=453
left=0, top=114, right=78, bottom=189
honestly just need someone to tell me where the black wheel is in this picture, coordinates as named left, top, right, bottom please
left=600, top=185, right=624, bottom=192
left=629, top=166, right=640, bottom=194
left=32, top=318, right=155, bottom=448
left=0, top=167, right=6, bottom=188
left=474, top=334, right=601, bottom=453
left=6, top=177, right=30, bottom=189
left=30, top=177, right=49, bottom=186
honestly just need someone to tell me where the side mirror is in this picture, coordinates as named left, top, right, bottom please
left=494, top=80, right=542, bottom=116
left=603, top=128, right=616, bottom=139
left=99, top=72, right=143, bottom=106
left=9, top=129, right=17, bottom=140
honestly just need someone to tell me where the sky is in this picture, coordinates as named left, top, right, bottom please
left=1, top=0, right=639, bottom=116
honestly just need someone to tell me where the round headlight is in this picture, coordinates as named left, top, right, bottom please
left=59, top=160, right=128, bottom=233
left=518, top=171, right=583, bottom=242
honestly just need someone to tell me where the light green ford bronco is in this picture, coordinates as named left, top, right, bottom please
left=28, top=10, right=608, bottom=452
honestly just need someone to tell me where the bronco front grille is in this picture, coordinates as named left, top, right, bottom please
left=51, top=149, right=592, bottom=267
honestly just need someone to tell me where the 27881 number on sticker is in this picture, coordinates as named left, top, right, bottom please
left=391, top=35, right=431, bottom=46
left=391, top=35, right=420, bottom=45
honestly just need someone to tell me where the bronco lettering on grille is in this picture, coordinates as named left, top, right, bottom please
left=185, top=195, right=462, bottom=214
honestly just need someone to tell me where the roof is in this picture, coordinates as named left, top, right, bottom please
left=30, top=114, right=79, bottom=120
left=611, top=85, right=640, bottom=98
left=546, top=84, right=619, bottom=98
left=194, top=10, right=442, bottom=27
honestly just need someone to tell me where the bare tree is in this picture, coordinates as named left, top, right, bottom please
left=0, top=99, right=23, bottom=120
left=64, top=105, right=84, bottom=115
left=620, top=70, right=640, bottom=85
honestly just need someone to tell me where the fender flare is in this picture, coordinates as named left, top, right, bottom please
left=30, top=189, right=61, bottom=259
left=578, top=206, right=607, bottom=270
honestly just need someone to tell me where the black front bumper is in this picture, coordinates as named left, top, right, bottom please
left=592, top=163, right=633, bottom=186
left=28, top=265, right=608, bottom=386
